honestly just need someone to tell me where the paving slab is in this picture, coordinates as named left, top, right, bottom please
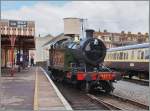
left=0, top=67, right=35, bottom=110
left=0, top=67, right=72, bottom=110
left=37, top=67, right=72, bottom=110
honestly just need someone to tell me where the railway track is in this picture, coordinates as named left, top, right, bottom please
left=54, top=82, right=118, bottom=110
left=122, top=77, right=149, bottom=86
left=45, top=67, right=149, bottom=110
left=90, top=92, right=149, bottom=110
left=109, top=94, right=149, bottom=110
left=87, top=94, right=121, bottom=110
left=53, top=81, right=149, bottom=110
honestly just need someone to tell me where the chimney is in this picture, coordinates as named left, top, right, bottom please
left=85, top=29, right=95, bottom=38
left=98, top=28, right=101, bottom=32
left=104, top=29, right=107, bottom=33
left=145, top=33, right=148, bottom=36
left=121, top=31, right=125, bottom=34
left=128, top=32, right=131, bottom=34
left=138, top=32, right=141, bottom=35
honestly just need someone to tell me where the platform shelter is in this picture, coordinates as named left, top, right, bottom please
left=1, top=19, right=35, bottom=75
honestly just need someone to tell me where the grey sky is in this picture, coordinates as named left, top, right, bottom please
left=2, top=1, right=149, bottom=36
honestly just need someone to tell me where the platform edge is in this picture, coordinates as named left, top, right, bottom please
left=40, top=67, right=73, bottom=111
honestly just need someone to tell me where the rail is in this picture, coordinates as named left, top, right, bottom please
left=87, top=94, right=121, bottom=110
left=87, top=93, right=149, bottom=110
left=123, top=77, right=149, bottom=86
left=109, top=94, right=149, bottom=110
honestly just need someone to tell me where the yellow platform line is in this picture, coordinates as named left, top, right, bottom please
left=34, top=67, right=39, bottom=111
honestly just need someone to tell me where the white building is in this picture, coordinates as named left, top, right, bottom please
left=35, top=34, right=53, bottom=64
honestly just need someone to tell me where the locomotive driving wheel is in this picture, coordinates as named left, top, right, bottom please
left=78, top=81, right=91, bottom=93
left=101, top=81, right=114, bottom=94
left=85, top=81, right=90, bottom=93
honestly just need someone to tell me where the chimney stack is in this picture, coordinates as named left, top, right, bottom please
left=138, top=32, right=141, bottom=35
left=128, top=32, right=131, bottom=34
left=145, top=33, right=148, bottom=36
left=121, top=31, right=125, bottom=34
left=104, top=29, right=107, bottom=33
left=85, top=29, right=95, bottom=38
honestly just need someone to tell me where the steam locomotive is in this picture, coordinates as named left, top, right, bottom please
left=48, top=29, right=122, bottom=93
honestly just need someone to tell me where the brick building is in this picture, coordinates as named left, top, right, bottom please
left=94, top=30, right=149, bottom=48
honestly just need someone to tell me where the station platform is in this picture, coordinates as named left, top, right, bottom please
left=0, top=67, right=72, bottom=110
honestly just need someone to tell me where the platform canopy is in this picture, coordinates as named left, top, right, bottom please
left=1, top=19, right=35, bottom=50
left=42, top=33, right=71, bottom=49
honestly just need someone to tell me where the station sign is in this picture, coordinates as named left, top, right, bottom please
left=9, top=20, right=27, bottom=28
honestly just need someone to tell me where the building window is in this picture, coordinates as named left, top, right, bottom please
left=128, top=37, right=131, bottom=41
left=126, top=53, right=128, bottom=60
left=117, top=53, right=119, bottom=60
left=125, top=53, right=126, bottom=59
left=131, top=50, right=134, bottom=59
left=114, top=53, right=116, bottom=60
left=145, top=49, right=149, bottom=59
left=137, top=50, right=141, bottom=59
left=24, top=29, right=27, bottom=31
left=110, top=53, right=112, bottom=60
left=108, top=53, right=110, bottom=59
left=114, top=37, right=119, bottom=42
left=12, top=28, right=16, bottom=30
left=120, top=52, right=123, bottom=60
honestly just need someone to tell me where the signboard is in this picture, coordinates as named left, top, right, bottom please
left=9, top=20, right=27, bottom=28
left=130, top=63, right=134, bottom=67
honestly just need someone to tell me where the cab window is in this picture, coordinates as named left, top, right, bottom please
left=145, top=49, right=149, bottom=59
left=137, top=50, right=141, bottom=59
left=131, top=50, right=134, bottom=59
left=141, top=51, right=144, bottom=59
left=120, top=52, right=123, bottom=60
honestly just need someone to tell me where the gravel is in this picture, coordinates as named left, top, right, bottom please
left=113, top=80, right=149, bottom=105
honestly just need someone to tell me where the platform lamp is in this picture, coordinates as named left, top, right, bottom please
left=9, top=35, right=16, bottom=77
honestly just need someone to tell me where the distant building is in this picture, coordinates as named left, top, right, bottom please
left=94, top=30, right=116, bottom=48
left=35, top=34, right=54, bottom=64
left=94, top=30, right=149, bottom=48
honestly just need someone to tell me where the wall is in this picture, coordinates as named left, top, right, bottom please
left=35, top=35, right=53, bottom=64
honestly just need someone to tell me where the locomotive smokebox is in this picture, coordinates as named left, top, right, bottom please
left=69, top=38, right=106, bottom=66
left=82, top=38, right=106, bottom=65
left=85, top=29, right=94, bottom=38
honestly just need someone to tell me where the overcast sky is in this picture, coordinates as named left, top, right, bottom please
left=1, top=1, right=149, bottom=36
